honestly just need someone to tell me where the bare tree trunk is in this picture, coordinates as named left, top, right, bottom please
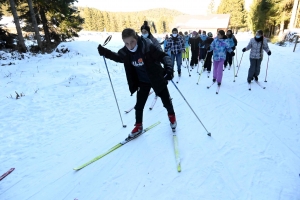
left=289, top=0, right=299, bottom=29
left=27, top=0, right=43, bottom=52
left=8, top=0, right=26, bottom=52
left=39, top=6, right=51, bottom=46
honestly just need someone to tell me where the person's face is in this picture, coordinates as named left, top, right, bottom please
left=123, top=36, right=137, bottom=50
left=256, top=32, right=262, bottom=37
left=172, top=31, right=178, bottom=35
left=217, top=32, right=223, bottom=39
left=226, top=31, right=231, bottom=36
left=141, top=29, right=148, bottom=35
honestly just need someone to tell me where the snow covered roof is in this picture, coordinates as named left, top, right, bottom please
left=172, top=14, right=230, bottom=29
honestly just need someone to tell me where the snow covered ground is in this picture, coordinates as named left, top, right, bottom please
left=0, top=32, right=300, bottom=200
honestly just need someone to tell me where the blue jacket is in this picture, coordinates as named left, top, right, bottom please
left=200, top=34, right=208, bottom=48
left=226, top=35, right=237, bottom=48
left=184, top=35, right=190, bottom=48
left=210, top=38, right=232, bottom=61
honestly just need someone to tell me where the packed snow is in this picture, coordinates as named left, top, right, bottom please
left=0, top=31, right=300, bottom=200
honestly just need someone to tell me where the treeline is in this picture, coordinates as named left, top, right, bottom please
left=216, top=0, right=299, bottom=36
left=0, top=0, right=84, bottom=52
left=78, top=7, right=182, bottom=33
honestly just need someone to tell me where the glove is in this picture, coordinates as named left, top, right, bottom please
left=242, top=48, right=246, bottom=52
left=97, top=45, right=106, bottom=56
left=164, top=67, right=174, bottom=80
left=267, top=51, right=271, bottom=56
left=232, top=46, right=236, bottom=51
left=231, top=51, right=235, bottom=56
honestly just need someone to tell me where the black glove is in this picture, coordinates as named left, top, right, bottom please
left=231, top=51, right=235, bottom=56
left=164, top=67, right=174, bottom=80
left=242, top=48, right=246, bottom=52
left=232, top=46, right=236, bottom=51
left=267, top=50, right=271, bottom=56
left=97, top=45, right=106, bottom=56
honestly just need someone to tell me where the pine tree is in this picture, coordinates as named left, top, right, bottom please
left=8, top=0, right=26, bottom=52
left=217, top=0, right=246, bottom=31
left=207, top=0, right=216, bottom=14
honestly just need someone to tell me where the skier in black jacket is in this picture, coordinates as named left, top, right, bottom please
left=97, top=28, right=177, bottom=137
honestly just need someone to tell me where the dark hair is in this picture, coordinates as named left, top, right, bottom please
left=172, top=28, right=178, bottom=33
left=218, top=30, right=225, bottom=37
left=122, top=28, right=138, bottom=40
left=141, top=21, right=151, bottom=33
left=179, top=31, right=184, bottom=36
left=227, top=30, right=233, bottom=34
left=257, top=30, right=263, bottom=35
left=203, top=31, right=206, bottom=34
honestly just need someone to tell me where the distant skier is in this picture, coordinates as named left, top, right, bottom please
left=203, top=32, right=214, bottom=73
left=199, top=30, right=208, bottom=62
left=188, top=31, right=201, bottom=68
left=140, top=21, right=162, bottom=51
left=97, top=28, right=177, bottom=137
left=182, top=31, right=190, bottom=63
left=224, top=30, right=237, bottom=70
left=208, top=30, right=235, bottom=86
left=242, top=30, right=271, bottom=83
left=164, top=28, right=185, bottom=77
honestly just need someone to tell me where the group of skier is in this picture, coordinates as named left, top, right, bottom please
left=97, top=20, right=272, bottom=137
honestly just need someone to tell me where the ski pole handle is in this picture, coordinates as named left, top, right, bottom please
left=103, top=35, right=112, bottom=46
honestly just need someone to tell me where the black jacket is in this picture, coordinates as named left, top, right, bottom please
left=189, top=36, right=201, bottom=50
left=102, top=37, right=172, bottom=95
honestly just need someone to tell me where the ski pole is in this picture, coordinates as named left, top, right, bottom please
left=196, top=52, right=208, bottom=84
left=235, top=47, right=238, bottom=68
left=235, top=52, right=244, bottom=77
left=186, top=59, right=191, bottom=77
left=233, top=52, right=236, bottom=82
left=170, top=80, right=211, bottom=136
left=102, top=35, right=126, bottom=128
left=264, top=56, right=269, bottom=82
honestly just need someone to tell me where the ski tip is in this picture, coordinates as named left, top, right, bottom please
left=207, top=132, right=211, bottom=137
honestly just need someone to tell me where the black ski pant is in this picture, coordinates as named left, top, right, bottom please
left=247, top=58, right=262, bottom=81
left=203, top=51, right=213, bottom=71
left=134, top=83, right=175, bottom=124
left=199, top=48, right=207, bottom=60
left=190, top=48, right=199, bottom=66
left=224, top=52, right=233, bottom=67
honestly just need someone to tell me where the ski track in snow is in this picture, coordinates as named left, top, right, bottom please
left=0, top=32, right=300, bottom=200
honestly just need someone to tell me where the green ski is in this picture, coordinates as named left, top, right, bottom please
left=173, top=132, right=181, bottom=172
left=74, top=121, right=161, bottom=171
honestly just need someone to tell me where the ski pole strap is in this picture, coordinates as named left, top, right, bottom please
left=103, top=35, right=112, bottom=46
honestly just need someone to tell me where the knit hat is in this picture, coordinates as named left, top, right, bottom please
left=141, top=21, right=151, bottom=33
left=172, top=28, right=178, bottom=33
